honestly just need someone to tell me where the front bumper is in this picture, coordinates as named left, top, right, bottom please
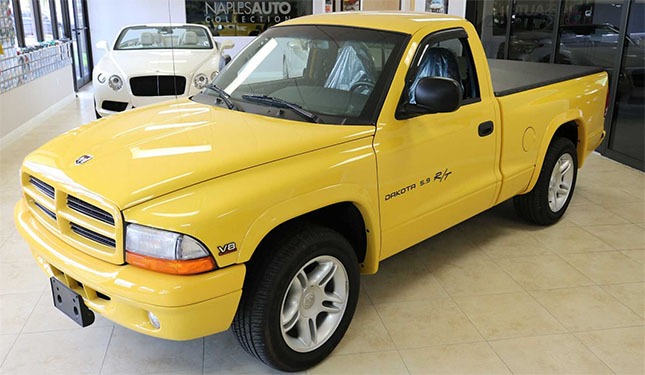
left=94, top=81, right=201, bottom=117
left=15, top=199, right=245, bottom=340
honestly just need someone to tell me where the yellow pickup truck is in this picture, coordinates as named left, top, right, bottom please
left=15, top=12, right=608, bottom=371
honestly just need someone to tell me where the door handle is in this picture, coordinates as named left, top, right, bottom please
left=478, top=121, right=494, bottom=137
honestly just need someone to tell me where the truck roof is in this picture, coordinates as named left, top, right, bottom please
left=278, top=11, right=464, bottom=34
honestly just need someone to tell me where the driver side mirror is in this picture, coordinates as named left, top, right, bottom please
left=399, top=77, right=462, bottom=118
left=220, top=40, right=235, bottom=50
left=96, top=40, right=109, bottom=51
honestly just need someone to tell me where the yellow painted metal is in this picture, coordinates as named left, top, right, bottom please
left=13, top=12, right=609, bottom=341
left=15, top=199, right=244, bottom=340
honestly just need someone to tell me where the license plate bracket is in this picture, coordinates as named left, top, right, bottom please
left=50, top=277, right=95, bottom=327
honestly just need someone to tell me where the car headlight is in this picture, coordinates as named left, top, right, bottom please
left=108, top=74, right=123, bottom=91
left=125, top=223, right=216, bottom=275
left=96, top=73, right=106, bottom=84
left=193, top=73, right=209, bottom=89
left=210, top=71, right=219, bottom=81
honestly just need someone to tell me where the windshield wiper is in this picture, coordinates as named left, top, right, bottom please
left=241, top=94, right=323, bottom=124
left=207, top=83, right=241, bottom=111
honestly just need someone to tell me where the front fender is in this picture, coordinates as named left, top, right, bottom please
left=240, top=183, right=381, bottom=274
left=122, top=135, right=381, bottom=273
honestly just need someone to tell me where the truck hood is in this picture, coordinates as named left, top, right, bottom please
left=23, top=99, right=375, bottom=209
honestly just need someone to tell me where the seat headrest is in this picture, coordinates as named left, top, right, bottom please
left=140, top=32, right=154, bottom=46
left=183, top=31, right=198, bottom=45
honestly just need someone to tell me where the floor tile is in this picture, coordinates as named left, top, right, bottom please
left=400, top=342, right=510, bottom=375
left=203, top=330, right=285, bottom=374
left=308, top=351, right=408, bottom=375
left=0, top=326, right=112, bottom=374
left=101, top=326, right=203, bottom=375
left=375, top=299, right=482, bottom=349
left=362, top=266, right=448, bottom=304
left=576, top=183, right=643, bottom=206
left=490, top=334, right=613, bottom=374
left=622, top=249, right=645, bottom=264
left=0, top=292, right=41, bottom=335
left=565, top=204, right=630, bottom=227
left=562, top=251, right=644, bottom=284
left=531, top=286, right=643, bottom=331
left=601, top=283, right=645, bottom=318
left=0, top=261, right=48, bottom=295
left=496, top=255, right=594, bottom=291
left=22, top=288, right=114, bottom=334
left=454, top=292, right=566, bottom=340
left=333, top=293, right=395, bottom=355
left=0, top=334, right=17, bottom=367
left=430, top=255, right=523, bottom=297
left=528, top=225, right=613, bottom=254
left=575, top=327, right=645, bottom=375
left=584, top=224, right=645, bottom=250
left=605, top=202, right=645, bottom=224
left=0, top=232, right=34, bottom=263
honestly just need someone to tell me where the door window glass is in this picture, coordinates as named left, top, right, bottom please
left=406, top=34, right=480, bottom=104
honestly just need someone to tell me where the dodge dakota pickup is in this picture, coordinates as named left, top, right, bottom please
left=15, top=12, right=608, bottom=371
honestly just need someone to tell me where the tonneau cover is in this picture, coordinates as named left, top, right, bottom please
left=488, top=59, right=605, bottom=97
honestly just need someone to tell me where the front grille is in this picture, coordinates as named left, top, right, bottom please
left=34, top=201, right=57, bottom=220
left=67, top=196, right=115, bottom=225
left=70, top=222, right=117, bottom=248
left=23, top=173, right=123, bottom=264
left=130, top=75, right=186, bottom=96
left=101, top=100, right=128, bottom=112
left=30, top=176, right=55, bottom=199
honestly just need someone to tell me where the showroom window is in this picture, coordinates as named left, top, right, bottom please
left=11, top=0, right=59, bottom=46
left=466, top=0, right=644, bottom=171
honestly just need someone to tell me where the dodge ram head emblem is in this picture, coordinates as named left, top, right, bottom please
left=75, top=154, right=93, bottom=165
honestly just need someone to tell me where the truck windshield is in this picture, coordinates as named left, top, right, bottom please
left=201, top=25, right=407, bottom=125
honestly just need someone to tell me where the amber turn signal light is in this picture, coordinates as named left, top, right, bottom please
left=125, top=251, right=216, bottom=275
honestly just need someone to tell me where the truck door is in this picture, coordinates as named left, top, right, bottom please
left=374, top=28, right=500, bottom=259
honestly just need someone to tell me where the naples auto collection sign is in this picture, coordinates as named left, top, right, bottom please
left=186, top=0, right=312, bottom=35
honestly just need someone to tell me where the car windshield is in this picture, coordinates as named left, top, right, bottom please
left=114, top=26, right=213, bottom=50
left=199, top=25, right=407, bottom=125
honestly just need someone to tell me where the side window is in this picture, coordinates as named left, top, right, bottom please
left=406, top=35, right=480, bottom=104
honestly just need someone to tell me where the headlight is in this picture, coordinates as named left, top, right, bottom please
left=125, top=223, right=216, bottom=275
left=210, top=71, right=219, bottom=81
left=193, top=73, right=209, bottom=89
left=108, top=74, right=123, bottom=91
left=96, top=73, right=106, bottom=84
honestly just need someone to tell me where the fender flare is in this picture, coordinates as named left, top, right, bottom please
left=236, top=184, right=382, bottom=274
left=523, top=109, right=585, bottom=194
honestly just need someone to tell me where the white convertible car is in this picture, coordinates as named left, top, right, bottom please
left=93, top=24, right=233, bottom=117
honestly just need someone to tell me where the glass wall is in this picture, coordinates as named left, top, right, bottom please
left=608, top=0, right=644, bottom=165
left=467, top=0, right=644, bottom=170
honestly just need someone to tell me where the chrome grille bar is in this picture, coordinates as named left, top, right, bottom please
left=67, top=196, right=115, bottom=226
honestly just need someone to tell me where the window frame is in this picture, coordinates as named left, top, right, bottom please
left=399, top=27, right=482, bottom=112
left=11, top=0, right=60, bottom=47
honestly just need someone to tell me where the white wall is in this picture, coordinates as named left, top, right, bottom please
left=0, top=66, right=75, bottom=143
left=87, top=0, right=186, bottom=65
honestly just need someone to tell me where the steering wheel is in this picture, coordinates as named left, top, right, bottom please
left=350, top=81, right=375, bottom=95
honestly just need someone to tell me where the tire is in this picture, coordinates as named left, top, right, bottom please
left=232, top=223, right=359, bottom=372
left=514, top=137, right=578, bottom=225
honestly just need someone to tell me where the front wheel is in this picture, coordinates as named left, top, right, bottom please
left=514, top=137, right=578, bottom=225
left=232, top=223, right=359, bottom=372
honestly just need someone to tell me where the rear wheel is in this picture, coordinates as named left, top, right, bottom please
left=232, top=223, right=359, bottom=372
left=514, top=137, right=578, bottom=225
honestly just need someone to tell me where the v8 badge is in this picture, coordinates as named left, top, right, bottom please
left=217, top=242, right=237, bottom=255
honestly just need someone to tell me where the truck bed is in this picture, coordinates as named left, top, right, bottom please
left=488, top=59, right=605, bottom=97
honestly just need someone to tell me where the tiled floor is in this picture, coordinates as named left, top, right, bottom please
left=0, top=85, right=643, bottom=374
